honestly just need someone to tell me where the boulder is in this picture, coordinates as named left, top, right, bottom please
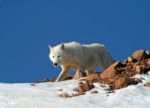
left=101, top=61, right=123, bottom=79
left=131, top=49, right=148, bottom=60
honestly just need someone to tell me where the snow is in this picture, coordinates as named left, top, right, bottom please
left=0, top=73, right=150, bottom=108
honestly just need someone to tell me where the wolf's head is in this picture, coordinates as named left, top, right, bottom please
left=48, top=43, right=67, bottom=67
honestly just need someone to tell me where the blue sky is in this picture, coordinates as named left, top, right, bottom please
left=0, top=0, right=150, bottom=83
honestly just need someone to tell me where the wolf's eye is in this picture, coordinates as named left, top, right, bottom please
left=58, top=56, right=60, bottom=58
left=52, top=56, right=54, bottom=58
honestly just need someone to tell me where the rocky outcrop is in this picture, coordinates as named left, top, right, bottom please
left=75, top=49, right=150, bottom=93
left=36, top=49, right=150, bottom=97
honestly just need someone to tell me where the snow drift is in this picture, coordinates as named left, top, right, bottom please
left=0, top=73, right=150, bottom=108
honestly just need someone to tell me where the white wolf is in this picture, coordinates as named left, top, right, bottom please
left=48, top=41, right=115, bottom=81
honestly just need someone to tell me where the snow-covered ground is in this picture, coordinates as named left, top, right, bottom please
left=0, top=73, right=150, bottom=108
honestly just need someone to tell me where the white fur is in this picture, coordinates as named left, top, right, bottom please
left=48, top=41, right=115, bottom=81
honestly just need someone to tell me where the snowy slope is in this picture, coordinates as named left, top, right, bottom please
left=0, top=73, right=150, bottom=108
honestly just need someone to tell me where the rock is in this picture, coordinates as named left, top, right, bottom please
left=126, top=57, right=137, bottom=63
left=101, top=61, right=123, bottom=79
left=59, top=92, right=71, bottom=98
left=131, top=49, right=148, bottom=60
left=114, top=77, right=142, bottom=90
left=30, top=83, right=36, bottom=86
left=127, top=57, right=133, bottom=62
left=86, top=73, right=100, bottom=83
left=78, top=81, right=94, bottom=93
left=128, top=78, right=142, bottom=85
left=135, top=65, right=142, bottom=73
left=114, top=77, right=129, bottom=89
left=73, top=71, right=87, bottom=80
left=57, top=49, right=150, bottom=98
left=146, top=51, right=150, bottom=57
left=91, top=90, right=98, bottom=94
left=144, top=82, right=150, bottom=87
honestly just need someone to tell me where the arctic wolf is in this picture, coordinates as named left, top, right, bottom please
left=48, top=41, right=115, bottom=81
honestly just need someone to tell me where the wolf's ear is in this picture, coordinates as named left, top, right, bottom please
left=48, top=45, right=52, bottom=51
left=60, top=43, right=65, bottom=50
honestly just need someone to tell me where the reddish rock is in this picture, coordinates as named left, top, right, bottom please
left=56, top=49, right=150, bottom=98
left=144, top=82, right=150, bottom=87
left=114, top=77, right=129, bottom=89
left=78, top=81, right=94, bottom=93
left=73, top=71, right=87, bottom=80
left=101, top=61, right=123, bottom=79
left=86, top=73, right=100, bottom=83
left=131, top=49, right=148, bottom=60
left=113, top=77, right=142, bottom=90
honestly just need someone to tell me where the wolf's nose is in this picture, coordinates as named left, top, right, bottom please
left=54, top=63, right=58, bottom=66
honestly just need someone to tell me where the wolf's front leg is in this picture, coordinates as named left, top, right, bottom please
left=55, top=66, right=70, bottom=82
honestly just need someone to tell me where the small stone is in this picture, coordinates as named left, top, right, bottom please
left=57, top=89, right=63, bottom=91
left=107, top=90, right=115, bottom=94
left=144, top=82, right=150, bottom=87
left=78, top=81, right=94, bottom=93
left=128, top=78, right=142, bottom=85
left=59, top=92, right=71, bottom=98
left=30, top=83, right=36, bottom=86
left=91, top=90, right=98, bottom=94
